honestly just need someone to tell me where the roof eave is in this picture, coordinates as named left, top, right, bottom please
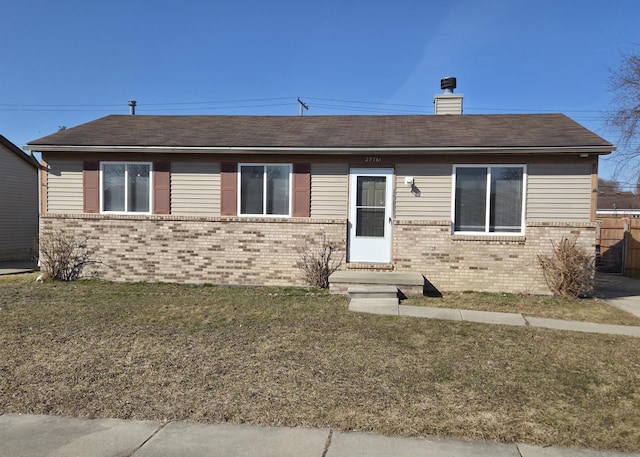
left=26, top=145, right=614, bottom=155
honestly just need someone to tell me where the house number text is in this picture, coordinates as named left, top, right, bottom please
left=365, top=156, right=382, bottom=163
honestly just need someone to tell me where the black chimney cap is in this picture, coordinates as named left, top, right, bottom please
left=440, top=77, right=457, bottom=90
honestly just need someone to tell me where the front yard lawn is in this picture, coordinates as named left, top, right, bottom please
left=1, top=274, right=639, bottom=452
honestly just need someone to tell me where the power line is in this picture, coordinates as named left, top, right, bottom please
left=143, top=103, right=293, bottom=112
left=0, top=96, right=624, bottom=120
left=142, top=97, right=293, bottom=106
left=310, top=103, right=424, bottom=115
left=0, top=103, right=122, bottom=108
left=304, top=96, right=426, bottom=108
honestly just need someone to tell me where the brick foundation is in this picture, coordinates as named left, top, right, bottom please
left=393, top=220, right=596, bottom=294
left=41, top=215, right=595, bottom=294
left=41, top=214, right=346, bottom=286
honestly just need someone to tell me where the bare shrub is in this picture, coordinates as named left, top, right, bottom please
left=538, top=236, right=595, bottom=298
left=298, top=237, right=343, bottom=289
left=37, top=229, right=99, bottom=281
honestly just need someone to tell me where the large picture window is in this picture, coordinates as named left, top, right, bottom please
left=101, top=162, right=151, bottom=213
left=453, top=165, right=525, bottom=234
left=239, top=164, right=291, bottom=216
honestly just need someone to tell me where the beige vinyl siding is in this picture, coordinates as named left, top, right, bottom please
left=171, top=162, right=220, bottom=216
left=0, top=145, right=38, bottom=260
left=527, top=163, right=592, bottom=222
left=46, top=160, right=83, bottom=213
left=396, top=164, right=451, bottom=220
left=311, top=163, right=348, bottom=218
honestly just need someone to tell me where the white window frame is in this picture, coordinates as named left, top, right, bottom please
left=100, top=161, right=153, bottom=215
left=238, top=163, right=293, bottom=217
left=451, top=164, right=527, bottom=235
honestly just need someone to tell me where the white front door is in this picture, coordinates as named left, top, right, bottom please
left=348, top=168, right=394, bottom=263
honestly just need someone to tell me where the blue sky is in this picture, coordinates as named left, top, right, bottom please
left=2, top=0, right=639, bottom=185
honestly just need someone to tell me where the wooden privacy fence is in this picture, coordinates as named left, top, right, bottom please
left=596, top=217, right=640, bottom=276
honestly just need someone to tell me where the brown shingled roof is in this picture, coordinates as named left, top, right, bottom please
left=597, top=192, right=640, bottom=211
left=27, top=113, right=613, bottom=151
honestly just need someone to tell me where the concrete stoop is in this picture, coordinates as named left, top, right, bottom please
left=329, top=270, right=425, bottom=296
left=348, top=285, right=400, bottom=315
left=330, top=271, right=427, bottom=315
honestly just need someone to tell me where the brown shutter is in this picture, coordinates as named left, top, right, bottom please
left=220, top=162, right=237, bottom=216
left=83, top=161, right=100, bottom=213
left=153, top=162, right=171, bottom=214
left=292, top=163, right=311, bottom=217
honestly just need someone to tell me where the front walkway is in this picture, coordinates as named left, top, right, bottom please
left=350, top=273, right=640, bottom=338
left=396, top=305, right=640, bottom=337
left=348, top=300, right=640, bottom=337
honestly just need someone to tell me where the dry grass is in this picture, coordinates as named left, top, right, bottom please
left=1, top=274, right=639, bottom=452
left=404, top=292, right=640, bottom=326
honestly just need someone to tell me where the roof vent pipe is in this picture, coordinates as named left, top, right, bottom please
left=128, top=100, right=137, bottom=115
left=434, top=77, right=463, bottom=115
left=440, top=77, right=456, bottom=94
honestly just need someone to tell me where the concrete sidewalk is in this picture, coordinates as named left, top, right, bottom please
left=1, top=414, right=638, bottom=457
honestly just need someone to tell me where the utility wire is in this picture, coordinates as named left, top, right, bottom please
left=0, top=95, right=617, bottom=115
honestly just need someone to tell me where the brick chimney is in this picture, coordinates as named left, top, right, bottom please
left=434, top=77, right=463, bottom=115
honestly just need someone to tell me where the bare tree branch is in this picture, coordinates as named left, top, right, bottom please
left=606, top=51, right=640, bottom=172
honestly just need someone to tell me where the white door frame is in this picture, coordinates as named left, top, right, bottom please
left=348, top=168, right=394, bottom=263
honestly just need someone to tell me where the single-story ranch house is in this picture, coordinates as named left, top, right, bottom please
left=26, top=88, right=613, bottom=294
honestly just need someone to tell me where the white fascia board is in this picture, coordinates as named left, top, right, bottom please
left=25, top=145, right=613, bottom=155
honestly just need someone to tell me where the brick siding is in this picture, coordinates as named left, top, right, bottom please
left=393, top=220, right=596, bottom=294
left=41, top=214, right=346, bottom=286
left=41, top=215, right=595, bottom=294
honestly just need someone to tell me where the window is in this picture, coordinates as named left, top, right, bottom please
left=355, top=176, right=386, bottom=237
left=453, top=165, right=525, bottom=234
left=239, top=164, right=291, bottom=216
left=101, top=162, right=151, bottom=213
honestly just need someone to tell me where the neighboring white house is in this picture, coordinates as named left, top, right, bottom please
left=0, top=135, right=39, bottom=261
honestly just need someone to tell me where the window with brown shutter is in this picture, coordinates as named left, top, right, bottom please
left=223, top=162, right=311, bottom=217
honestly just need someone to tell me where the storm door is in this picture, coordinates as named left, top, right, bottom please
left=348, top=168, right=393, bottom=263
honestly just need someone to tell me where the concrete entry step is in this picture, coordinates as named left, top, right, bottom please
left=347, top=285, right=399, bottom=300
left=348, top=298, right=399, bottom=315
left=329, top=270, right=425, bottom=296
